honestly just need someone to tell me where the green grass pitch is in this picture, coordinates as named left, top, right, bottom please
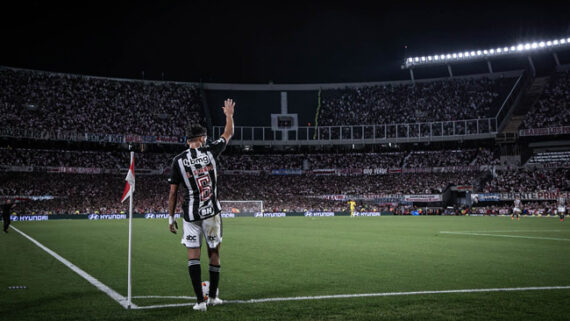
left=1, top=216, right=569, bottom=320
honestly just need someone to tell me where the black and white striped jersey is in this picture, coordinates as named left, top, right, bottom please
left=168, top=137, right=226, bottom=222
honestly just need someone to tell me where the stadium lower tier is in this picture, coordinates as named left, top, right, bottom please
left=1, top=170, right=568, bottom=214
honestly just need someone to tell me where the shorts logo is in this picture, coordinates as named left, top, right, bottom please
left=186, top=235, right=197, bottom=241
left=208, top=236, right=216, bottom=241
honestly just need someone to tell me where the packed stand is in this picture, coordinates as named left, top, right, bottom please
left=521, top=71, right=570, bottom=129
left=318, top=76, right=517, bottom=126
left=483, top=168, right=570, bottom=193
left=0, top=68, right=204, bottom=136
left=1, top=148, right=499, bottom=171
left=1, top=171, right=480, bottom=214
left=471, top=147, right=502, bottom=166
left=404, top=149, right=477, bottom=168
left=0, top=148, right=174, bottom=170
left=219, top=152, right=404, bottom=170
left=470, top=201, right=560, bottom=216
left=0, top=173, right=169, bottom=215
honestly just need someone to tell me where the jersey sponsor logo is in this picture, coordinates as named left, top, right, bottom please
left=183, top=155, right=210, bottom=167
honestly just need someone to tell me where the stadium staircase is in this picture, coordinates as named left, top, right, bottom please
left=496, top=76, right=550, bottom=144
left=199, top=85, right=213, bottom=132
left=401, top=151, right=412, bottom=167
left=469, top=149, right=480, bottom=166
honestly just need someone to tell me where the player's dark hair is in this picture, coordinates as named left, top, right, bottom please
left=186, top=124, right=207, bottom=140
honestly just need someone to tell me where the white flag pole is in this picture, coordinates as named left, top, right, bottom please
left=127, top=151, right=134, bottom=309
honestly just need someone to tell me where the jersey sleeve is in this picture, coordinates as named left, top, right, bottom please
left=207, top=137, right=227, bottom=158
left=168, top=158, right=182, bottom=185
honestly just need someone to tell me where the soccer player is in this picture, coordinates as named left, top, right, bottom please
left=512, top=196, right=522, bottom=221
left=558, top=195, right=566, bottom=222
left=348, top=200, right=356, bottom=217
left=168, top=98, right=235, bottom=312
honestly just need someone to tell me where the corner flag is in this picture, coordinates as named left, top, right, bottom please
left=121, top=155, right=135, bottom=203
left=121, top=151, right=135, bottom=309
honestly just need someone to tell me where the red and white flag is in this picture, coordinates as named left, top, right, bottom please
left=121, top=156, right=135, bottom=203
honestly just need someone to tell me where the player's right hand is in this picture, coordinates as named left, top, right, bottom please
left=222, top=98, right=235, bottom=117
left=169, top=221, right=178, bottom=234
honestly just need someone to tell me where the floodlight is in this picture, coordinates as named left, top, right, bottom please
left=403, top=35, right=570, bottom=68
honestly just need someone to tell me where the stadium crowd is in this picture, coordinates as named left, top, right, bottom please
left=219, top=152, right=405, bottom=170
left=469, top=201, right=560, bottom=216
left=0, top=147, right=173, bottom=170
left=483, top=168, right=570, bottom=193
left=318, top=76, right=517, bottom=126
left=1, top=170, right=481, bottom=214
left=1, top=163, right=567, bottom=214
left=521, top=70, right=570, bottom=129
left=0, top=68, right=204, bottom=136
left=0, top=147, right=500, bottom=170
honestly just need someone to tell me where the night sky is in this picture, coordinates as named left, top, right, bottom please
left=2, top=1, right=569, bottom=83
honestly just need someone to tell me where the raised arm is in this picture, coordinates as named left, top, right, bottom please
left=221, top=98, right=235, bottom=143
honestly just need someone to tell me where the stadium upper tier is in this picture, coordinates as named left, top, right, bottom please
left=1, top=67, right=523, bottom=139
left=0, top=68, right=204, bottom=136
left=521, top=70, right=570, bottom=130
left=317, top=76, right=518, bottom=126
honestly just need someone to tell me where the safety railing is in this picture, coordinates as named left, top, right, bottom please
left=212, top=118, right=498, bottom=145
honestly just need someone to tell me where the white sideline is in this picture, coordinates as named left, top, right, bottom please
left=447, top=230, right=563, bottom=233
left=440, top=231, right=570, bottom=242
left=11, top=226, right=137, bottom=309
left=133, top=286, right=570, bottom=309
left=133, top=295, right=195, bottom=299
